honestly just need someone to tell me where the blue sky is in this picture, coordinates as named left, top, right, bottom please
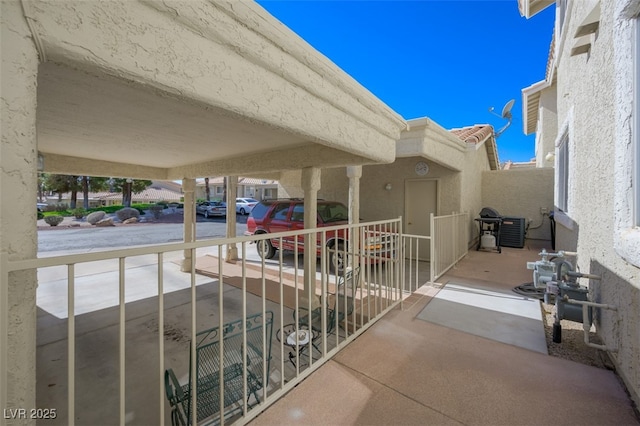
left=256, top=0, right=556, bottom=163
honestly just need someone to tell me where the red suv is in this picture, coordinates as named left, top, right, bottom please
left=245, top=199, right=350, bottom=271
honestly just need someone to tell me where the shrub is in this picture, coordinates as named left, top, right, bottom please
left=37, top=211, right=44, bottom=220
left=86, top=211, right=106, bottom=225
left=116, top=207, right=140, bottom=222
left=149, top=204, right=164, bottom=219
left=87, top=205, right=146, bottom=215
left=72, top=207, right=87, bottom=219
left=44, top=215, right=64, bottom=226
left=54, top=203, right=69, bottom=212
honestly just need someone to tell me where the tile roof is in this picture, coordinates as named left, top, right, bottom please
left=239, top=177, right=278, bottom=185
left=450, top=124, right=499, bottom=171
left=450, top=125, right=494, bottom=144
left=195, top=177, right=278, bottom=186
left=95, top=187, right=183, bottom=202
left=502, top=160, right=536, bottom=170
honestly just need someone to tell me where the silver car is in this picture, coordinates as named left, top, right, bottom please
left=196, top=201, right=227, bottom=218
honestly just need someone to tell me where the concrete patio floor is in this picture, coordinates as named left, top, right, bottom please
left=34, top=239, right=638, bottom=425
left=249, top=240, right=639, bottom=426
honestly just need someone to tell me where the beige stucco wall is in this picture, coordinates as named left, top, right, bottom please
left=554, top=0, right=639, bottom=406
left=279, top=141, right=496, bottom=249
left=310, top=158, right=459, bottom=225
left=290, top=144, right=496, bottom=247
left=461, top=143, right=492, bottom=243
left=482, top=168, right=554, bottom=242
left=1, top=0, right=40, bottom=413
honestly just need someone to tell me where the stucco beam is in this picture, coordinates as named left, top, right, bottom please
left=41, top=153, right=168, bottom=180
left=28, top=0, right=404, bottom=165
left=396, top=118, right=466, bottom=172
left=145, top=0, right=406, bottom=141
left=168, top=144, right=381, bottom=180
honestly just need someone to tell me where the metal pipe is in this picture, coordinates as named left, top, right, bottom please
left=566, top=271, right=602, bottom=280
left=567, top=298, right=617, bottom=352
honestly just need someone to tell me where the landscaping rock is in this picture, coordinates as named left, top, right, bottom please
left=116, top=207, right=140, bottom=222
left=123, top=217, right=138, bottom=225
left=87, top=211, right=106, bottom=225
left=96, top=217, right=115, bottom=227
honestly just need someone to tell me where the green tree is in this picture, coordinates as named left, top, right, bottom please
left=42, top=174, right=111, bottom=209
left=110, top=178, right=152, bottom=207
left=42, top=174, right=81, bottom=208
left=81, top=176, right=109, bottom=209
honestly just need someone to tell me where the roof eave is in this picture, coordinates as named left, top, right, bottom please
left=518, top=0, right=555, bottom=19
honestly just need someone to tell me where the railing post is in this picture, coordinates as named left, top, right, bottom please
left=0, top=252, right=8, bottom=420
left=430, top=213, right=435, bottom=284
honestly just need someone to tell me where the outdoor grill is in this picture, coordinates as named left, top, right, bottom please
left=475, top=207, right=503, bottom=253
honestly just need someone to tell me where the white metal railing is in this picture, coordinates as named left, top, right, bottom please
left=401, top=234, right=432, bottom=293
left=430, top=212, right=469, bottom=282
left=2, top=218, right=403, bottom=425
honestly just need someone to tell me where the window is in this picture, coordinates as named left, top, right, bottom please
left=291, top=204, right=304, bottom=222
left=270, top=203, right=289, bottom=221
left=557, top=133, right=569, bottom=213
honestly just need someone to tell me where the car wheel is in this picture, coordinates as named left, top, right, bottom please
left=239, top=208, right=246, bottom=215
left=256, top=238, right=276, bottom=259
left=204, top=211, right=209, bottom=219
left=329, top=242, right=346, bottom=274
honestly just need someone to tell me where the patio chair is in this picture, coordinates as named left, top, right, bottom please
left=291, top=266, right=360, bottom=358
left=164, top=311, right=273, bottom=425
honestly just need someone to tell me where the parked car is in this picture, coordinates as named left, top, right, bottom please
left=37, top=203, right=48, bottom=212
left=245, top=199, right=394, bottom=272
left=235, top=198, right=258, bottom=215
left=196, top=201, right=226, bottom=218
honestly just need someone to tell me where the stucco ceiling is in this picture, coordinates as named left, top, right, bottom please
left=37, top=62, right=308, bottom=172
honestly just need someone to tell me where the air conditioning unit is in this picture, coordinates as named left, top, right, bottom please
left=501, top=217, right=526, bottom=248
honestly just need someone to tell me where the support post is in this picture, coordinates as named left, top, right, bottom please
left=1, top=1, right=40, bottom=418
left=302, top=167, right=321, bottom=308
left=347, top=166, right=361, bottom=273
left=181, top=179, right=196, bottom=272
left=226, top=176, right=238, bottom=262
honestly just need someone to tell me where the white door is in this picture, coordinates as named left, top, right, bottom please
left=405, top=179, right=438, bottom=261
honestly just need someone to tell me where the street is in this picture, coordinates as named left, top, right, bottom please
left=38, top=215, right=248, bottom=254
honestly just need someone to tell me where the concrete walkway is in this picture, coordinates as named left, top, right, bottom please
left=250, top=241, right=639, bottom=426
left=34, top=238, right=638, bottom=425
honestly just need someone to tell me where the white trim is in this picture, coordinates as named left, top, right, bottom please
left=613, top=5, right=640, bottom=268
left=555, top=108, right=573, bottom=215
left=555, top=0, right=572, bottom=70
